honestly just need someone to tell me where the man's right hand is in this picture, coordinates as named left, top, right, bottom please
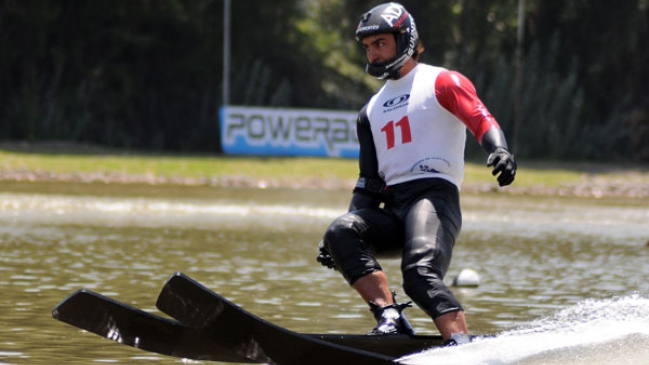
left=316, top=240, right=337, bottom=270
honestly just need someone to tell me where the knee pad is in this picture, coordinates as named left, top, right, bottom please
left=401, top=231, right=454, bottom=279
left=323, top=213, right=365, bottom=254
left=402, top=267, right=462, bottom=319
left=322, top=213, right=381, bottom=285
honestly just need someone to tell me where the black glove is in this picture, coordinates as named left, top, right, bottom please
left=316, top=240, right=337, bottom=270
left=487, top=147, right=517, bottom=186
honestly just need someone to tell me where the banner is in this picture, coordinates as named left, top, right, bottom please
left=220, top=106, right=359, bottom=158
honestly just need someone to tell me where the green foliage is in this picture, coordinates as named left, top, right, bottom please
left=0, top=0, right=647, bottom=160
left=468, top=0, right=648, bottom=161
left=1, top=0, right=224, bottom=151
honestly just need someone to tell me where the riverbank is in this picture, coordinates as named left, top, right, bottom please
left=1, top=142, right=647, bottom=199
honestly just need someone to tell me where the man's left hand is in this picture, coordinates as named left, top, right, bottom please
left=487, top=147, right=517, bottom=186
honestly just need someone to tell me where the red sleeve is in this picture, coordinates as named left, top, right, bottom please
left=435, top=70, right=500, bottom=144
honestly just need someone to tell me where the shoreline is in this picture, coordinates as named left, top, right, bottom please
left=2, top=142, right=647, bottom=199
left=1, top=169, right=647, bottom=199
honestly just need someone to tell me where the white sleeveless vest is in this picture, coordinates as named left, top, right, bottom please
left=366, top=64, right=467, bottom=188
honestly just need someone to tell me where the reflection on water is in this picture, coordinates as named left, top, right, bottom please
left=0, top=181, right=648, bottom=364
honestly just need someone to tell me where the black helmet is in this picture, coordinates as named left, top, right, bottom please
left=355, top=2, right=419, bottom=79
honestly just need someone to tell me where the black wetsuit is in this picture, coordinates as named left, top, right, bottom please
left=322, top=100, right=465, bottom=319
left=322, top=177, right=464, bottom=319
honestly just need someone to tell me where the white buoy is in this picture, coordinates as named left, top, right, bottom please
left=452, top=268, right=480, bottom=287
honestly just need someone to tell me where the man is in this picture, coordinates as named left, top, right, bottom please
left=317, top=3, right=517, bottom=346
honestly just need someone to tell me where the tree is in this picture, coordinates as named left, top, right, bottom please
left=1, top=0, right=647, bottom=159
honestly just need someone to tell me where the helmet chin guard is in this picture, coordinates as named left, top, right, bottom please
left=355, top=2, right=418, bottom=79
left=365, top=51, right=411, bottom=80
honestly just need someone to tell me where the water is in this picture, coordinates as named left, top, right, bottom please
left=400, top=295, right=649, bottom=365
left=0, top=181, right=648, bottom=364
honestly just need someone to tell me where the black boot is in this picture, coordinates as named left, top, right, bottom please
left=367, top=293, right=414, bottom=336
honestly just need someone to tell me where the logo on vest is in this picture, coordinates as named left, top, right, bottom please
left=382, top=94, right=410, bottom=113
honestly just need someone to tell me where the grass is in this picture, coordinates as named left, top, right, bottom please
left=0, top=148, right=358, bottom=180
left=463, top=161, right=586, bottom=186
left=1, top=143, right=647, bottom=192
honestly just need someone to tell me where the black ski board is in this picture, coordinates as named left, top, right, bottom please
left=309, top=333, right=443, bottom=358
left=52, top=289, right=258, bottom=363
left=53, top=289, right=445, bottom=363
left=156, top=272, right=399, bottom=365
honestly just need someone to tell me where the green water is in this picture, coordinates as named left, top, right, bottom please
left=0, top=181, right=647, bottom=364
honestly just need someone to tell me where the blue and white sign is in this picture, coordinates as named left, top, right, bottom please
left=220, top=106, right=360, bottom=158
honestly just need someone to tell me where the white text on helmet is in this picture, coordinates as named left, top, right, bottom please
left=357, top=25, right=380, bottom=33
left=381, top=4, right=408, bottom=27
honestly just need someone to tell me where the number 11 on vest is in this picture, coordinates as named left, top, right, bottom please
left=381, top=116, right=412, bottom=149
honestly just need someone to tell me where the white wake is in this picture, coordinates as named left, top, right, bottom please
left=399, top=294, right=649, bottom=365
